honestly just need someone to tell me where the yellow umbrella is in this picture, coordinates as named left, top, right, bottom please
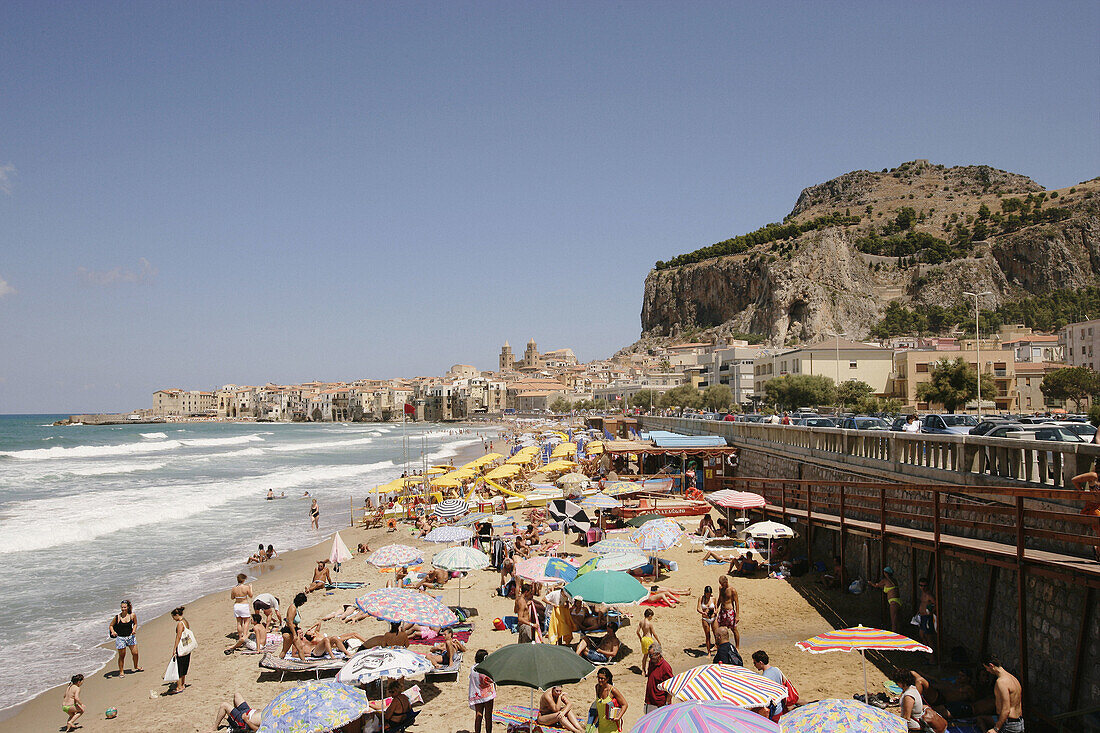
left=484, top=464, right=521, bottom=480
left=540, top=459, right=578, bottom=474
left=474, top=453, right=504, bottom=466
left=585, top=442, right=604, bottom=455
left=550, top=443, right=577, bottom=458
left=424, top=467, right=448, bottom=476
left=433, top=475, right=463, bottom=488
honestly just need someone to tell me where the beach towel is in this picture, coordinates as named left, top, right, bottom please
left=639, top=598, right=674, bottom=608
left=703, top=557, right=726, bottom=565
left=408, top=630, right=472, bottom=645
left=492, top=705, right=570, bottom=733
left=325, top=582, right=366, bottom=590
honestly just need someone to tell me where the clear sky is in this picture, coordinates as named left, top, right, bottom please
left=1, top=1, right=1098, bottom=413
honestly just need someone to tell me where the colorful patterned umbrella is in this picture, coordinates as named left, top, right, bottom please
left=354, top=588, right=457, bottom=627
left=580, top=493, right=622, bottom=510
left=337, top=647, right=433, bottom=685
left=603, top=481, right=647, bottom=497
left=590, top=537, right=643, bottom=555
left=708, top=490, right=766, bottom=509
left=631, top=700, right=780, bottom=733
left=367, top=544, right=422, bottom=569
left=796, top=625, right=933, bottom=702
left=423, top=525, right=474, bottom=544
left=258, top=679, right=370, bottom=733
left=577, top=552, right=648, bottom=575
left=564, top=570, right=647, bottom=605
left=630, top=518, right=684, bottom=552
left=434, top=498, right=469, bottom=520
left=515, top=555, right=579, bottom=585
left=661, top=664, right=786, bottom=708
left=779, top=698, right=906, bottom=733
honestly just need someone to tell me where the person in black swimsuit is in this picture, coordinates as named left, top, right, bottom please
left=108, top=600, right=142, bottom=676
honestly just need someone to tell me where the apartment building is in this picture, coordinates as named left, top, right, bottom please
left=888, top=348, right=1016, bottom=412
left=753, top=338, right=895, bottom=396
left=1061, top=318, right=1100, bottom=370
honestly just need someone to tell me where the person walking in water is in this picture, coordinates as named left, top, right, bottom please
left=870, top=566, right=902, bottom=632
left=108, top=599, right=142, bottom=676
left=309, top=499, right=320, bottom=530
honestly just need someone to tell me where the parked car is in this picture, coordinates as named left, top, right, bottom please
left=796, top=416, right=838, bottom=427
left=1047, top=421, right=1097, bottom=440
left=969, top=417, right=1016, bottom=436
left=740, top=414, right=766, bottom=423
left=1006, top=426, right=1087, bottom=443
left=921, top=414, right=979, bottom=435
left=840, top=416, right=890, bottom=431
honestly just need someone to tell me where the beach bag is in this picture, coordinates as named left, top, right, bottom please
left=921, top=707, right=948, bottom=733
left=176, top=627, right=198, bottom=656
left=782, top=675, right=799, bottom=706
left=163, top=657, right=179, bottom=683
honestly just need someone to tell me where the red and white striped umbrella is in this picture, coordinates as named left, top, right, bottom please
left=660, top=664, right=786, bottom=708
left=707, top=490, right=766, bottom=510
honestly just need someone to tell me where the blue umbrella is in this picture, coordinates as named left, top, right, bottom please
left=258, top=679, right=370, bottom=733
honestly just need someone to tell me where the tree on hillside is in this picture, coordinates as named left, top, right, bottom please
left=764, top=374, right=836, bottom=411
left=915, top=358, right=995, bottom=413
left=1040, top=367, right=1100, bottom=413
left=549, top=397, right=572, bottom=414
left=702, top=384, right=734, bottom=411
left=630, top=389, right=659, bottom=410
left=837, top=380, right=875, bottom=410
left=659, top=384, right=703, bottom=411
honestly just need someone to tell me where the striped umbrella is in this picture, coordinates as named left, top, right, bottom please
left=432, top=545, right=489, bottom=606
left=456, top=511, right=492, bottom=527
left=367, top=544, right=422, bottom=569
left=780, top=698, right=906, bottom=733
left=631, top=701, right=779, bottom=733
left=354, top=587, right=457, bottom=627
left=433, top=498, right=469, bottom=520
left=797, top=625, right=932, bottom=702
left=708, top=490, right=766, bottom=509
left=661, top=664, right=786, bottom=708
left=580, top=493, right=621, bottom=510
left=630, top=518, right=684, bottom=552
left=515, top=556, right=579, bottom=585
left=603, top=481, right=647, bottom=497
left=423, top=525, right=474, bottom=544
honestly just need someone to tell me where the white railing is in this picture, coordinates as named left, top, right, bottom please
left=639, top=417, right=1100, bottom=488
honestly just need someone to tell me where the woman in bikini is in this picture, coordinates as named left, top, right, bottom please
left=230, top=573, right=253, bottom=648
left=108, top=599, right=142, bottom=676
left=870, top=566, right=902, bottom=632
left=61, top=674, right=84, bottom=732
left=279, top=593, right=311, bottom=660
left=697, top=585, right=717, bottom=655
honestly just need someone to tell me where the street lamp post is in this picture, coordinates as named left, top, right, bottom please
left=827, top=330, right=846, bottom=412
left=962, top=291, right=993, bottom=419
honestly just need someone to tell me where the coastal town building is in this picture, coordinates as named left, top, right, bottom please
left=1061, top=318, right=1100, bottom=370
left=887, top=348, right=1017, bottom=412
left=753, top=338, right=894, bottom=396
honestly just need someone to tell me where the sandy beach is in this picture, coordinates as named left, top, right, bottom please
left=1, top=499, right=898, bottom=733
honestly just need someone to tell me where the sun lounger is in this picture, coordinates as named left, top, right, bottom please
left=258, top=652, right=345, bottom=681
left=425, top=651, right=462, bottom=678
left=408, top=629, right=472, bottom=645
left=324, top=581, right=367, bottom=590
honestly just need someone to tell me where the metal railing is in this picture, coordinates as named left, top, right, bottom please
left=640, top=416, right=1100, bottom=488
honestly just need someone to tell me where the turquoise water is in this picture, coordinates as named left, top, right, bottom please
left=0, top=416, right=486, bottom=710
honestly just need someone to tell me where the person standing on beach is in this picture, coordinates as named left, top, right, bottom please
left=981, top=654, right=1025, bottom=733
left=469, top=649, right=495, bottom=733
left=870, top=566, right=902, bottom=633
left=515, top=585, right=538, bottom=643
left=231, top=573, right=253, bottom=645
left=309, top=499, right=320, bottom=530
left=716, top=575, right=740, bottom=647
left=169, top=606, right=193, bottom=694
left=61, top=674, right=85, bottom=732
left=108, top=600, right=142, bottom=676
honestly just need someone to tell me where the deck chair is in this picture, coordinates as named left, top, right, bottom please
left=258, top=652, right=344, bottom=681
left=425, top=651, right=462, bottom=679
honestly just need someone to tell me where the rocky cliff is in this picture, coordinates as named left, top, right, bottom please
left=639, top=160, right=1099, bottom=345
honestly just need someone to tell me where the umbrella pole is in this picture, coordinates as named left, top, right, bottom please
left=862, top=649, right=868, bottom=703
left=529, top=687, right=535, bottom=733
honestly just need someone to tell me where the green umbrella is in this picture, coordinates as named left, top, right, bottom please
left=475, top=644, right=596, bottom=733
left=564, top=569, right=647, bottom=605
left=625, top=514, right=684, bottom=528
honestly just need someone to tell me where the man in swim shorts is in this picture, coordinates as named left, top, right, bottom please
left=209, top=692, right=261, bottom=732
left=716, top=575, right=740, bottom=646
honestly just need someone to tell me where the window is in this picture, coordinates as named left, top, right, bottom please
left=849, top=361, right=858, bottom=369
left=916, top=363, right=929, bottom=373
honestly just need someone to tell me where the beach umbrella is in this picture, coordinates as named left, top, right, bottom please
left=328, top=531, right=353, bottom=573
left=258, top=679, right=370, bottom=733
left=548, top=499, right=591, bottom=541
left=577, top=552, right=648, bottom=575
left=625, top=514, right=684, bottom=529
left=745, top=520, right=795, bottom=569
left=423, top=525, right=474, bottom=544
left=661, top=664, right=786, bottom=708
left=354, top=587, right=458, bottom=627
left=564, top=570, right=647, bottom=605
left=492, top=514, right=519, bottom=529
left=603, top=481, right=647, bottom=497
left=338, top=647, right=433, bottom=685
left=515, top=555, right=579, bottom=585
left=432, top=545, right=490, bottom=606
left=485, top=464, right=521, bottom=480
left=780, top=698, right=906, bottom=733
left=475, top=643, right=596, bottom=733
left=708, top=490, right=766, bottom=510
left=590, top=537, right=642, bottom=555
left=630, top=518, right=684, bottom=552
left=367, top=544, right=422, bottom=570
left=456, top=511, right=492, bottom=527
left=796, top=625, right=933, bottom=702
left=433, top=498, right=469, bottom=520
left=631, top=701, right=779, bottom=733
left=540, top=460, right=578, bottom=474
left=580, top=494, right=621, bottom=510
left=556, top=471, right=589, bottom=488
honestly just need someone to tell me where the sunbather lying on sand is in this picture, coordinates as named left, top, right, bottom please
left=425, top=627, right=465, bottom=668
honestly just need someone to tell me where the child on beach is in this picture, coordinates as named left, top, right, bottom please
left=61, top=674, right=84, bottom=732
left=636, top=609, right=660, bottom=674
left=468, top=649, right=495, bottom=733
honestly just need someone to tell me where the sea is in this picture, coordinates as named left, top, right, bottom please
left=0, top=415, right=489, bottom=711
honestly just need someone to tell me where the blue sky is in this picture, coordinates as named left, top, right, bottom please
left=1, top=1, right=1098, bottom=413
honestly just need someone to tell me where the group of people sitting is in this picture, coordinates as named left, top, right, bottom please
left=245, top=544, right=278, bottom=564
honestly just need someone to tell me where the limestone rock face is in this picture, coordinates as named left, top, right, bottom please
left=637, top=161, right=1099, bottom=346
